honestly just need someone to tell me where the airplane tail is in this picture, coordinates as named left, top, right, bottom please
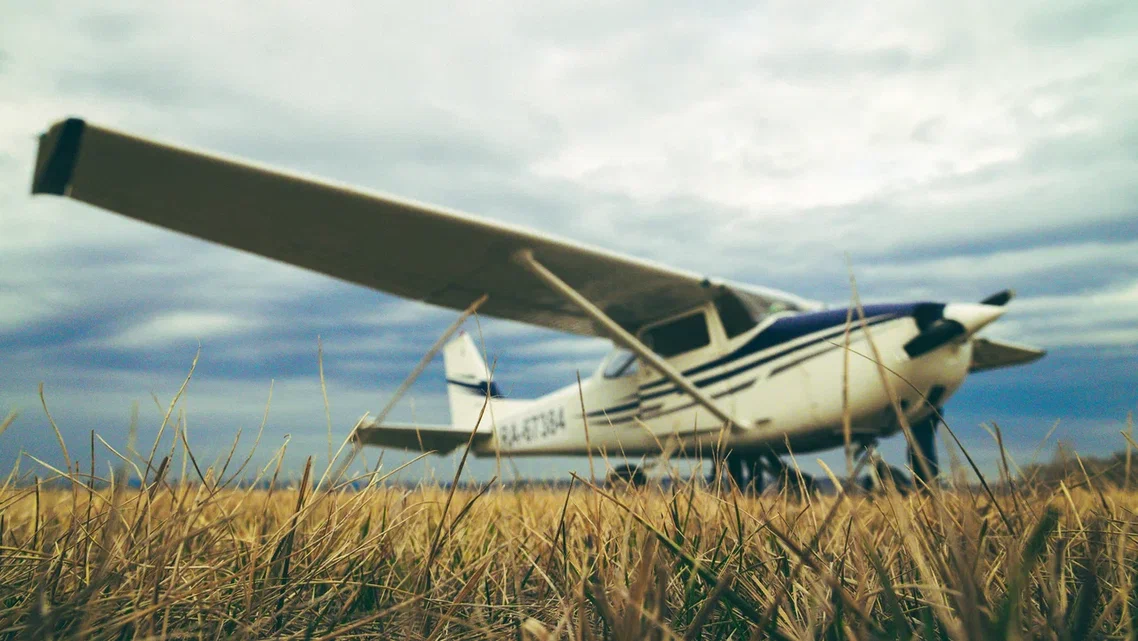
left=443, top=332, right=531, bottom=430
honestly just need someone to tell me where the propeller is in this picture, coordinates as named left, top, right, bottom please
left=903, top=318, right=966, bottom=358
left=904, top=293, right=1010, bottom=359
left=980, top=289, right=1015, bottom=306
left=900, top=295, right=1012, bottom=485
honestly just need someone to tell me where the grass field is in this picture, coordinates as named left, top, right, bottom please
left=2, top=429, right=1137, bottom=641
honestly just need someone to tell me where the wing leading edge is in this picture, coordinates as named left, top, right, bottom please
left=31, top=118, right=818, bottom=337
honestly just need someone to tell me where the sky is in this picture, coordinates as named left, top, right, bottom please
left=1, top=0, right=1136, bottom=485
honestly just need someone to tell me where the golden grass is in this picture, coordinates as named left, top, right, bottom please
left=2, top=451, right=1137, bottom=640
left=3, top=304, right=1132, bottom=639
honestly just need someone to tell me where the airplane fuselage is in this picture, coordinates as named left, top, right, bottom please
left=468, top=302, right=976, bottom=458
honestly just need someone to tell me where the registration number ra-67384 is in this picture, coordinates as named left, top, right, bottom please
left=500, top=407, right=566, bottom=448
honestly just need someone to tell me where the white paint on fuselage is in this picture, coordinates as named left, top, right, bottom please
left=471, top=311, right=973, bottom=458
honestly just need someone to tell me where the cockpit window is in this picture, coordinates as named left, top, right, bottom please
left=602, top=349, right=639, bottom=378
left=641, top=311, right=711, bottom=358
left=714, top=294, right=758, bottom=338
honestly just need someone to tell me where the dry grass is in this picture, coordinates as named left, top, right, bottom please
left=3, top=312, right=1133, bottom=639
left=2, top=438, right=1137, bottom=640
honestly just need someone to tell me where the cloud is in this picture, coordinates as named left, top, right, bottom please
left=102, top=311, right=261, bottom=348
left=985, top=281, right=1138, bottom=348
left=1, top=0, right=1136, bottom=479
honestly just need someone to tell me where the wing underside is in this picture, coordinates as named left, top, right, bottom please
left=31, top=118, right=816, bottom=337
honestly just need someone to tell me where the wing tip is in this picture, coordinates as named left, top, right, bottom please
left=31, top=117, right=87, bottom=196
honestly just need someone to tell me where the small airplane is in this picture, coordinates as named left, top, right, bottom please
left=30, top=118, right=1045, bottom=491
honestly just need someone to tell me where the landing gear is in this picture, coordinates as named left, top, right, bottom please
left=907, top=410, right=941, bottom=488
left=727, top=452, right=746, bottom=489
left=747, top=457, right=765, bottom=495
left=709, top=450, right=814, bottom=498
left=873, top=461, right=914, bottom=493
left=606, top=463, right=647, bottom=488
left=707, top=451, right=745, bottom=489
left=768, top=453, right=817, bottom=498
left=855, top=409, right=943, bottom=494
left=708, top=451, right=755, bottom=491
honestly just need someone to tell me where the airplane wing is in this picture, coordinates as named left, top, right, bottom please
left=31, top=118, right=818, bottom=337
left=352, top=423, right=490, bottom=454
left=969, top=337, right=1046, bottom=373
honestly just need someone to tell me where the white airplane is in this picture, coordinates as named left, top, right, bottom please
left=30, top=118, right=1045, bottom=490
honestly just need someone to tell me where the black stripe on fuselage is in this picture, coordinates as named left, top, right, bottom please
left=640, top=379, right=759, bottom=421
left=768, top=344, right=842, bottom=377
left=586, top=309, right=911, bottom=419
left=598, top=378, right=758, bottom=426
left=638, top=303, right=924, bottom=392
left=585, top=399, right=639, bottom=418
left=446, top=378, right=505, bottom=398
left=636, top=314, right=897, bottom=403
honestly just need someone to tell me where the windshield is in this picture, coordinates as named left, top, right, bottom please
left=731, top=289, right=800, bottom=320
left=600, top=348, right=639, bottom=378
left=713, top=291, right=798, bottom=339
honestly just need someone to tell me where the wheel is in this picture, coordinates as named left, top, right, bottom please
left=606, top=464, right=647, bottom=488
left=727, top=453, right=746, bottom=489
left=874, top=461, right=914, bottom=494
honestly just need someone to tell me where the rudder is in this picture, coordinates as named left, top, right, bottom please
left=443, top=332, right=508, bottom=430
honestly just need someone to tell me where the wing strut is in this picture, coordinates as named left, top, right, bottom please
left=513, top=249, right=746, bottom=431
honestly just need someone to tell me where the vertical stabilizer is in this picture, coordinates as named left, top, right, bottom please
left=443, top=332, right=530, bottom=430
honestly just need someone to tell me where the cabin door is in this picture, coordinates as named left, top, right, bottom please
left=636, top=308, right=726, bottom=436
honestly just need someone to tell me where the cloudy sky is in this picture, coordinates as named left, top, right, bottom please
left=2, top=0, right=1136, bottom=484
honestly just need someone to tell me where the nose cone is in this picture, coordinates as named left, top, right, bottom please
left=942, top=303, right=1006, bottom=336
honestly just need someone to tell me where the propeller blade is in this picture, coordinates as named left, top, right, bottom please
left=980, top=289, right=1015, bottom=306
left=904, top=303, right=1004, bottom=359
left=903, top=319, right=966, bottom=358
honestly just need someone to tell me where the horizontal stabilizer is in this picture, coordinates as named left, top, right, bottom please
left=352, top=422, right=490, bottom=454
left=970, top=337, right=1046, bottom=373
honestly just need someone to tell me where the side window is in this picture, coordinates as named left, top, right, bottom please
left=641, top=312, right=710, bottom=358
left=714, top=294, right=758, bottom=339
left=603, top=350, right=639, bottom=378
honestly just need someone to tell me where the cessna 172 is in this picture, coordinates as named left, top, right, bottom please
left=30, top=118, right=1045, bottom=490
